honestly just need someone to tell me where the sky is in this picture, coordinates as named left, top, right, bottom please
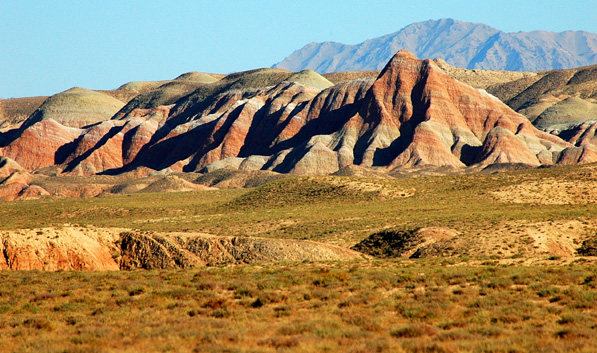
left=1, top=0, right=596, bottom=98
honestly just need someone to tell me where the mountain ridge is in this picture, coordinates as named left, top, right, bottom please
left=274, top=18, right=597, bottom=72
left=0, top=50, right=590, bottom=182
left=1, top=49, right=597, bottom=203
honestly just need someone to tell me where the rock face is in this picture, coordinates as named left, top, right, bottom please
left=274, top=18, right=597, bottom=72
left=0, top=227, right=120, bottom=271
left=0, top=50, right=594, bottom=178
left=0, top=227, right=367, bottom=271
left=119, top=232, right=366, bottom=270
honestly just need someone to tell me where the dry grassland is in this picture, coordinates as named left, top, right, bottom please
left=1, top=163, right=597, bottom=351
left=1, top=261, right=596, bottom=352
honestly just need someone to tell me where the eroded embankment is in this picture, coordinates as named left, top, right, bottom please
left=0, top=227, right=366, bottom=271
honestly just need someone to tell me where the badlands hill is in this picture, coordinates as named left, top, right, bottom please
left=0, top=96, right=48, bottom=129
left=487, top=64, right=597, bottom=130
left=433, top=60, right=597, bottom=142
left=274, top=18, right=597, bottom=73
left=1, top=51, right=594, bottom=175
left=349, top=59, right=597, bottom=142
left=1, top=50, right=597, bottom=201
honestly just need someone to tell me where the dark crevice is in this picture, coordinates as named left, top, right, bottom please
left=269, top=101, right=363, bottom=156
left=183, top=104, right=247, bottom=172
left=121, top=125, right=140, bottom=164
left=2, top=241, right=10, bottom=268
left=54, top=135, right=84, bottom=165
left=369, top=72, right=431, bottom=166
left=62, top=126, right=124, bottom=173
left=459, top=144, right=483, bottom=166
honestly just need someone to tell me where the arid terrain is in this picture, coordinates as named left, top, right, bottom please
left=1, top=163, right=597, bottom=352
left=1, top=49, right=597, bottom=352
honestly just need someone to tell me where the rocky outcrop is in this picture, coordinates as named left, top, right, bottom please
left=194, top=169, right=285, bottom=188
left=0, top=227, right=121, bottom=271
left=119, top=231, right=366, bottom=269
left=137, top=175, right=215, bottom=193
left=0, top=227, right=366, bottom=271
left=351, top=227, right=460, bottom=258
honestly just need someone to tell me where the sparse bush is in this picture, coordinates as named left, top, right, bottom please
left=351, top=228, right=420, bottom=258
left=390, top=323, right=437, bottom=338
left=577, top=236, right=597, bottom=256
left=128, top=287, right=145, bottom=296
left=234, top=287, right=255, bottom=298
left=250, top=298, right=263, bottom=308
left=210, top=309, right=230, bottom=318
left=0, top=255, right=596, bottom=352
left=22, top=317, right=54, bottom=331
left=536, top=287, right=559, bottom=297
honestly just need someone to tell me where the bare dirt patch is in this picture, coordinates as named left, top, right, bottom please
left=491, top=179, right=597, bottom=205
left=325, top=178, right=415, bottom=199
left=466, top=219, right=596, bottom=261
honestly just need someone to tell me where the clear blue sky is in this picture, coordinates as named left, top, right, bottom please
left=1, top=0, right=596, bottom=98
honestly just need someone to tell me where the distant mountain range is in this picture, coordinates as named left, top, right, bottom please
left=274, top=18, right=597, bottom=72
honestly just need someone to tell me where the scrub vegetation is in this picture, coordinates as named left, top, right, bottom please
left=1, top=163, right=597, bottom=351
left=1, top=261, right=596, bottom=352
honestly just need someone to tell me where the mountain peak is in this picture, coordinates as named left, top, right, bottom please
left=273, top=19, right=597, bottom=72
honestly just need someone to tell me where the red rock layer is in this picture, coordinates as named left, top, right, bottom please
left=0, top=51, right=591, bottom=176
left=0, top=228, right=120, bottom=271
left=0, top=120, right=82, bottom=170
